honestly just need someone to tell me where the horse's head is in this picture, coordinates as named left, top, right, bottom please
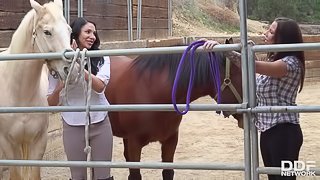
left=211, top=37, right=243, bottom=128
left=30, top=0, right=78, bottom=81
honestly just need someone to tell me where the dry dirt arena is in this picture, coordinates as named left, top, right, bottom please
left=41, top=81, right=320, bottom=180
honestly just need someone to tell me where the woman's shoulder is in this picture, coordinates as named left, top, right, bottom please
left=281, top=56, right=301, bottom=72
left=281, top=56, right=300, bottom=65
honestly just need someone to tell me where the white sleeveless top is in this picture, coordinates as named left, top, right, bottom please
left=48, top=56, right=111, bottom=126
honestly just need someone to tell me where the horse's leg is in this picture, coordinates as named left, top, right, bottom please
left=7, top=130, right=47, bottom=180
left=8, top=144, right=26, bottom=180
left=0, top=136, right=22, bottom=180
left=28, top=130, right=48, bottom=180
left=160, top=131, right=179, bottom=180
left=123, top=138, right=143, bottom=180
left=0, top=148, right=6, bottom=179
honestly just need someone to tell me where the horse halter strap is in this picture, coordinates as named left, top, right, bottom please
left=32, top=29, right=45, bottom=53
left=32, top=15, right=46, bottom=53
left=215, top=58, right=242, bottom=103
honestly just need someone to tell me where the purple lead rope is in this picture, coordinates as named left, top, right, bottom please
left=172, top=40, right=221, bottom=115
left=208, top=51, right=222, bottom=103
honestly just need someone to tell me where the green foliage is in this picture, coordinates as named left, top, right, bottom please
left=248, top=0, right=320, bottom=24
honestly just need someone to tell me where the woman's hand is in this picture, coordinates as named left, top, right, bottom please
left=55, top=81, right=65, bottom=93
left=47, top=81, right=64, bottom=106
left=71, top=39, right=78, bottom=50
left=202, top=40, right=220, bottom=50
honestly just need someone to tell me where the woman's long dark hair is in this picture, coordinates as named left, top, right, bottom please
left=267, top=17, right=305, bottom=92
left=70, top=17, right=104, bottom=75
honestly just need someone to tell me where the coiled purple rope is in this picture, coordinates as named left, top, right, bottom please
left=171, top=40, right=221, bottom=115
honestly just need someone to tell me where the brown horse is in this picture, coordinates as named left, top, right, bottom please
left=105, top=41, right=243, bottom=180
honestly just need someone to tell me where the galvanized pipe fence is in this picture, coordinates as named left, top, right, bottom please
left=2, top=0, right=320, bottom=178
left=0, top=42, right=320, bottom=179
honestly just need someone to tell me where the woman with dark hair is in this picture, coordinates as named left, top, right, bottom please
left=47, top=17, right=113, bottom=180
left=70, top=17, right=104, bottom=75
left=203, top=17, right=305, bottom=180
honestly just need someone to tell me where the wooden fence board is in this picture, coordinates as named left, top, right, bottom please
left=0, top=0, right=47, bottom=12
left=85, top=3, right=127, bottom=17
left=0, top=12, right=25, bottom=30
left=0, top=31, right=14, bottom=48
left=97, top=29, right=168, bottom=41
left=83, top=15, right=128, bottom=30
left=132, top=0, right=168, bottom=8
left=133, top=18, right=168, bottom=29
left=133, top=6, right=168, bottom=18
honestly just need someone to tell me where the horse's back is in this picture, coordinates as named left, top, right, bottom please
left=106, top=56, right=182, bottom=140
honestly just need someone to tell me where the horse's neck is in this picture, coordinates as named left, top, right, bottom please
left=177, top=86, right=214, bottom=103
left=0, top=10, right=47, bottom=105
left=0, top=59, right=46, bottom=105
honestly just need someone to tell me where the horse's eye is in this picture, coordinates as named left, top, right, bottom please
left=44, top=30, right=52, bottom=36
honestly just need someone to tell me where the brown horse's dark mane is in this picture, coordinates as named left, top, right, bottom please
left=130, top=51, right=225, bottom=89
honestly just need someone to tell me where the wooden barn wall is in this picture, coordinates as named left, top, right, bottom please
left=0, top=0, right=48, bottom=47
left=0, top=0, right=169, bottom=48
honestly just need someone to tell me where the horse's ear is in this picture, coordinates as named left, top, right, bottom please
left=54, top=0, right=63, bottom=10
left=225, top=37, right=234, bottom=44
left=225, top=38, right=234, bottom=44
left=30, top=0, right=44, bottom=14
left=228, top=37, right=234, bottom=44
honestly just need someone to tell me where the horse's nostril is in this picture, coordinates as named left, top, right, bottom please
left=64, top=67, right=69, bottom=75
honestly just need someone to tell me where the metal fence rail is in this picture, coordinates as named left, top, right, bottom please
left=1, top=5, right=320, bottom=178
left=0, top=160, right=244, bottom=171
left=0, top=42, right=320, bottom=179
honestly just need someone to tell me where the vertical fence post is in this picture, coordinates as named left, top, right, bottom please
left=78, top=0, right=83, bottom=17
left=64, top=0, right=70, bottom=24
left=127, top=0, right=133, bottom=41
left=168, top=0, right=173, bottom=37
left=238, top=0, right=252, bottom=179
left=137, top=0, right=142, bottom=40
left=248, top=46, right=260, bottom=180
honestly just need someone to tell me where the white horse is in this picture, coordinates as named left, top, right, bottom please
left=0, top=0, right=78, bottom=179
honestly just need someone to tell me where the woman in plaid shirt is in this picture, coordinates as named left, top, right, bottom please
left=203, top=17, right=305, bottom=180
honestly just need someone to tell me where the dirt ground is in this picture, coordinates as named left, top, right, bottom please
left=40, top=80, right=320, bottom=180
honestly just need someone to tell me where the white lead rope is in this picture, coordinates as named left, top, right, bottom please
left=59, top=48, right=93, bottom=179
left=82, top=49, right=93, bottom=180
left=59, top=48, right=81, bottom=105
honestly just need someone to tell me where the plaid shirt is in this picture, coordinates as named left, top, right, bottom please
left=255, top=56, right=302, bottom=132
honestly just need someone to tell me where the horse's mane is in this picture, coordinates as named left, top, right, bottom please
left=130, top=50, right=225, bottom=89
left=8, top=9, right=35, bottom=52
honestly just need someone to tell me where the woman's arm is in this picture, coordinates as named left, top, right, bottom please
left=47, top=82, right=64, bottom=106
left=256, top=60, right=287, bottom=78
left=202, top=40, right=287, bottom=78
left=84, top=70, right=106, bottom=93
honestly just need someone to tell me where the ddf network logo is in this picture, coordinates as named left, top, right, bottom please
left=281, top=160, right=316, bottom=176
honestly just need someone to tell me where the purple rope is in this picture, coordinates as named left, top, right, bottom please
left=171, top=41, right=199, bottom=114
left=172, top=40, right=221, bottom=115
left=208, top=52, right=222, bottom=103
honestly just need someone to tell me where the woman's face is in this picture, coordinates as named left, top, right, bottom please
left=263, top=21, right=277, bottom=44
left=78, top=22, right=96, bottom=49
